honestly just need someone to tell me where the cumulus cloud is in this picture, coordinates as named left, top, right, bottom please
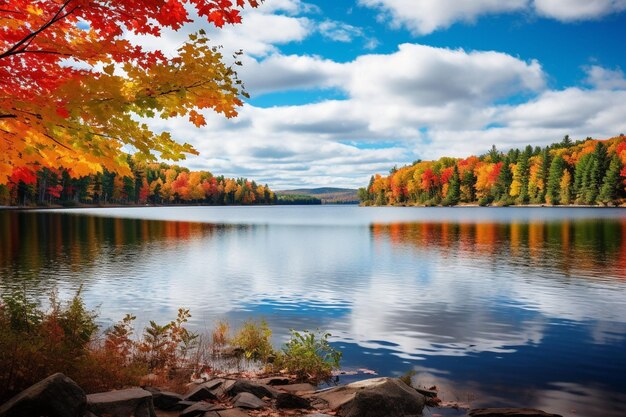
left=585, top=65, right=626, bottom=90
left=358, top=0, right=626, bottom=35
left=534, top=0, right=626, bottom=21
left=359, top=0, right=526, bottom=35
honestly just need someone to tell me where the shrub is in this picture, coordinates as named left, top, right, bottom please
left=231, top=320, right=274, bottom=361
left=211, top=320, right=230, bottom=350
left=273, top=329, right=342, bottom=383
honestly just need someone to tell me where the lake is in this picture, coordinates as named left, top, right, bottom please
left=1, top=206, right=625, bottom=417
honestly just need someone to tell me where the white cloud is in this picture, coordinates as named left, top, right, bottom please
left=358, top=0, right=528, bottom=35
left=534, top=0, right=626, bottom=21
left=358, top=0, right=626, bottom=35
left=585, top=65, right=626, bottom=90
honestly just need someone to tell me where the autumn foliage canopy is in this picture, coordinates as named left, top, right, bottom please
left=0, top=0, right=259, bottom=183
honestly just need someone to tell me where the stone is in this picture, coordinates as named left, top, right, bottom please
left=232, top=392, right=267, bottom=410
left=469, top=409, right=563, bottom=417
left=149, top=390, right=184, bottom=411
left=311, top=377, right=425, bottom=417
left=211, top=380, right=236, bottom=398
left=184, top=383, right=219, bottom=402
left=179, top=402, right=222, bottom=417
left=215, top=409, right=249, bottom=417
left=276, top=392, right=312, bottom=409
left=278, top=383, right=317, bottom=394
left=259, top=377, right=290, bottom=386
left=87, top=388, right=156, bottom=417
left=0, top=373, right=86, bottom=417
left=226, top=380, right=277, bottom=399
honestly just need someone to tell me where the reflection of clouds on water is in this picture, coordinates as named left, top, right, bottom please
left=3, top=207, right=626, bottom=417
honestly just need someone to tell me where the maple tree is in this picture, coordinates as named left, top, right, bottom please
left=0, top=0, right=259, bottom=183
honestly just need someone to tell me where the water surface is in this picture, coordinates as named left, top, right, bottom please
left=1, top=206, right=625, bottom=417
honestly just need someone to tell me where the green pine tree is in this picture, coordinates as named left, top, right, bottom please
left=444, top=165, right=461, bottom=206
left=546, top=155, right=566, bottom=205
left=598, top=155, right=623, bottom=205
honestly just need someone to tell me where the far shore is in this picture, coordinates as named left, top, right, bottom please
left=2, top=202, right=625, bottom=211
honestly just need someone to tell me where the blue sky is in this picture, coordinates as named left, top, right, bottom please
left=133, top=0, right=626, bottom=189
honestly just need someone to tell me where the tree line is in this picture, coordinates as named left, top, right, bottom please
left=0, top=158, right=276, bottom=207
left=359, top=135, right=626, bottom=207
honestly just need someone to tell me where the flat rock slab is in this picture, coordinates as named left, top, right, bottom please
left=311, top=377, right=425, bottom=417
left=276, top=392, right=312, bottom=409
left=179, top=402, right=223, bottom=417
left=0, top=373, right=86, bottom=417
left=215, top=408, right=250, bottom=417
left=184, top=382, right=221, bottom=402
left=87, top=388, right=156, bottom=417
left=469, top=409, right=563, bottom=417
left=150, top=390, right=185, bottom=411
left=258, top=377, right=290, bottom=386
left=279, top=383, right=317, bottom=394
left=227, top=381, right=277, bottom=399
left=232, top=392, right=267, bottom=410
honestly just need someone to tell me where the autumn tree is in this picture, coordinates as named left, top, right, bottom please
left=0, top=0, right=259, bottom=183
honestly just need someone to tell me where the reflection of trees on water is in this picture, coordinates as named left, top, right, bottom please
left=0, top=212, right=241, bottom=288
left=370, top=221, right=626, bottom=281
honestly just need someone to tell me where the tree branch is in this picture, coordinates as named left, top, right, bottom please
left=0, top=0, right=79, bottom=60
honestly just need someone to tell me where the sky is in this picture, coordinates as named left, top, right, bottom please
left=131, top=0, right=626, bottom=189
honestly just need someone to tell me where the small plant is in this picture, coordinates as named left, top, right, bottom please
left=211, top=320, right=230, bottom=351
left=231, top=319, right=273, bottom=361
left=274, top=329, right=342, bottom=383
left=399, top=369, right=416, bottom=387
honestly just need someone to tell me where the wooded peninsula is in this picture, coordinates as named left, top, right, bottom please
left=359, top=135, right=626, bottom=207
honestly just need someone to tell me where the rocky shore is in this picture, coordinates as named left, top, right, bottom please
left=0, top=373, right=564, bottom=417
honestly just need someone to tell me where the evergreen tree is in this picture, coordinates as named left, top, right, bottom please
left=461, top=170, right=477, bottom=202
left=515, top=147, right=531, bottom=204
left=494, top=157, right=513, bottom=202
left=546, top=155, right=566, bottom=205
left=598, top=155, right=623, bottom=205
left=444, top=165, right=461, bottom=206
left=487, top=145, right=502, bottom=163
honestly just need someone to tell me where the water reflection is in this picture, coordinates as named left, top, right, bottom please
left=1, top=208, right=625, bottom=417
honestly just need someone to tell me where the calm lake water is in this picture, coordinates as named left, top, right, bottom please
left=1, top=206, right=626, bottom=416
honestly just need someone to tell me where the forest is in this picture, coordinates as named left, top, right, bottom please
left=0, top=158, right=276, bottom=207
left=359, top=135, right=626, bottom=207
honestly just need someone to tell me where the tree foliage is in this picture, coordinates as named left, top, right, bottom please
left=0, top=0, right=259, bottom=183
left=360, top=136, right=626, bottom=207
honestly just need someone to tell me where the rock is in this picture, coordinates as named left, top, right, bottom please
left=232, top=392, right=267, bottom=410
left=259, top=377, right=290, bottom=386
left=414, top=387, right=438, bottom=398
left=145, top=388, right=184, bottom=411
left=184, top=383, right=219, bottom=402
left=215, top=409, right=249, bottom=417
left=276, top=392, right=311, bottom=409
left=179, top=402, right=222, bottom=417
left=211, top=380, right=236, bottom=398
left=226, top=380, right=277, bottom=399
left=0, top=373, right=86, bottom=417
left=311, top=377, right=425, bottom=417
left=279, top=383, right=317, bottom=394
left=469, top=409, right=563, bottom=417
left=87, top=388, right=156, bottom=417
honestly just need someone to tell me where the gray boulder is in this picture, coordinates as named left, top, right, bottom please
left=276, top=392, right=311, bottom=409
left=86, top=388, right=156, bottom=417
left=227, top=380, right=277, bottom=399
left=469, top=409, right=563, bottom=417
left=0, top=373, right=86, bottom=417
left=144, top=388, right=184, bottom=410
left=232, top=392, right=267, bottom=409
left=179, top=401, right=222, bottom=417
left=184, top=382, right=219, bottom=402
left=311, top=377, right=425, bottom=417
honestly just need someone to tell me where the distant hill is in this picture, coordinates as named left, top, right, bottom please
left=277, top=187, right=359, bottom=204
